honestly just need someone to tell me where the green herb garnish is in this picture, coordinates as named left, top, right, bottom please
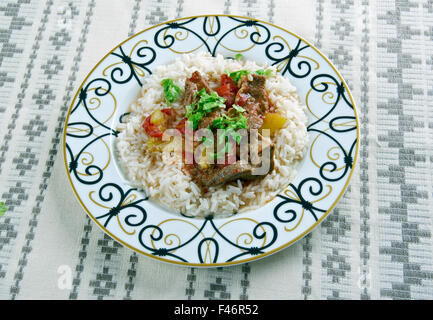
left=234, top=53, right=244, bottom=60
left=161, top=78, right=182, bottom=105
left=255, top=69, right=274, bottom=77
left=0, top=202, right=7, bottom=217
left=232, top=105, right=246, bottom=113
left=226, top=70, right=250, bottom=84
left=210, top=105, right=247, bottom=159
left=185, top=89, right=226, bottom=130
left=226, top=69, right=275, bottom=83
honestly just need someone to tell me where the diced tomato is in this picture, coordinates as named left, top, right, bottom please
left=216, top=74, right=238, bottom=108
left=142, top=115, right=163, bottom=138
left=217, top=85, right=235, bottom=107
left=161, top=108, right=174, bottom=116
left=220, top=74, right=233, bottom=86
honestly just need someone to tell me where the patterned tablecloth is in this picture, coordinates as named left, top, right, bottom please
left=0, top=0, right=432, bottom=300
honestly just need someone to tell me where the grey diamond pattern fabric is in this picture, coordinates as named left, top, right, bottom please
left=0, top=0, right=432, bottom=300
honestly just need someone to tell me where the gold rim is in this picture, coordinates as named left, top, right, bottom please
left=62, top=14, right=360, bottom=267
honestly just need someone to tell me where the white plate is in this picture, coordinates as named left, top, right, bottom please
left=63, top=15, right=359, bottom=266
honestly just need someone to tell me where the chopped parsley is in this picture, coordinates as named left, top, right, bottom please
left=0, top=201, right=6, bottom=217
left=210, top=105, right=247, bottom=160
left=185, top=89, right=226, bottom=130
left=226, top=70, right=250, bottom=84
left=161, top=78, right=182, bottom=105
left=226, top=69, right=275, bottom=83
left=255, top=69, right=274, bottom=77
left=232, top=105, right=246, bottom=113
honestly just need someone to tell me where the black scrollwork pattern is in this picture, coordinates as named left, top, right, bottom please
left=153, top=16, right=271, bottom=56
left=66, top=77, right=117, bottom=185
left=66, top=133, right=108, bottom=185
left=273, top=178, right=327, bottom=223
left=137, top=216, right=277, bottom=263
left=217, top=220, right=278, bottom=262
left=211, top=17, right=271, bottom=55
left=273, top=73, right=357, bottom=223
left=138, top=217, right=208, bottom=262
left=109, top=44, right=156, bottom=86
left=154, top=18, right=203, bottom=50
left=94, top=183, right=148, bottom=229
left=65, top=15, right=358, bottom=265
left=307, top=74, right=357, bottom=182
left=70, top=77, right=115, bottom=134
left=265, top=38, right=312, bottom=78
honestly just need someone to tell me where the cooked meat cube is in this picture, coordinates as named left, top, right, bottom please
left=208, top=162, right=258, bottom=186
left=194, top=152, right=274, bottom=188
left=234, top=74, right=271, bottom=130
left=184, top=83, right=197, bottom=107
left=246, top=109, right=263, bottom=130
left=198, top=110, right=223, bottom=130
left=235, top=74, right=269, bottom=113
left=184, top=71, right=212, bottom=105
left=189, top=161, right=255, bottom=188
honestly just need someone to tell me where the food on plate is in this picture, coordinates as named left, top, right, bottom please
left=116, top=52, right=308, bottom=217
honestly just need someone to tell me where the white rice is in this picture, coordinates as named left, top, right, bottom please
left=116, top=52, right=309, bottom=217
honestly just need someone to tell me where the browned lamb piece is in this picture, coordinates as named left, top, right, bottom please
left=234, top=73, right=270, bottom=130
left=195, top=162, right=257, bottom=187
left=184, top=71, right=213, bottom=106
left=198, top=110, right=224, bottom=130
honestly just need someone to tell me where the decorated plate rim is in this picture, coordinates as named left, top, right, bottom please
left=62, top=14, right=360, bottom=267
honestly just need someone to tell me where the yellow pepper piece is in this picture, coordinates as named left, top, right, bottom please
left=260, top=113, right=287, bottom=135
left=198, top=147, right=210, bottom=169
left=150, top=109, right=166, bottom=126
left=146, top=137, right=165, bottom=152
